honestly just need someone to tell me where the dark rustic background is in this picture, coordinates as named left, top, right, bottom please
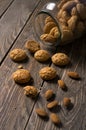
left=0, top=0, right=86, bottom=130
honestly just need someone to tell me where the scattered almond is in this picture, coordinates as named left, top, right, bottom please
left=44, top=89, right=54, bottom=100
left=50, top=113, right=61, bottom=125
left=67, top=71, right=80, bottom=79
left=40, top=33, right=57, bottom=43
left=43, top=22, right=56, bottom=33
left=58, top=80, right=66, bottom=90
left=47, top=101, right=58, bottom=109
left=63, top=97, right=71, bottom=107
left=35, top=108, right=48, bottom=117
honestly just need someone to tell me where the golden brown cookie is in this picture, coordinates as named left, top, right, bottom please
left=23, top=86, right=38, bottom=98
left=34, top=50, right=50, bottom=62
left=10, top=48, right=27, bottom=62
left=12, top=69, right=31, bottom=84
left=39, top=67, right=57, bottom=80
left=25, top=40, right=40, bottom=53
left=52, top=53, right=70, bottom=66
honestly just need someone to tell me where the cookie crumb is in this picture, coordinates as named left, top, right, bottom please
left=18, top=65, right=23, bottom=69
left=67, top=71, right=80, bottom=79
left=63, top=97, right=71, bottom=107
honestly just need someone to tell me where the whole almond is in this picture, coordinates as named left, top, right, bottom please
left=58, top=80, right=66, bottom=90
left=63, top=97, right=71, bottom=107
left=57, top=0, right=68, bottom=9
left=50, top=113, right=61, bottom=124
left=44, top=89, right=54, bottom=100
left=67, top=15, right=78, bottom=31
left=71, top=7, right=78, bottom=16
left=40, top=34, right=57, bottom=43
left=35, top=108, right=48, bottom=117
left=62, top=1, right=76, bottom=11
left=47, top=101, right=58, bottom=109
left=67, top=71, right=80, bottom=79
left=76, top=3, right=86, bottom=20
left=45, top=16, right=54, bottom=24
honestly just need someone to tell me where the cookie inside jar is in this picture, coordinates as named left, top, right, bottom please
left=34, top=0, right=86, bottom=47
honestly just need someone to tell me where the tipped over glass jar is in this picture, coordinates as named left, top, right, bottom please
left=34, top=0, right=86, bottom=51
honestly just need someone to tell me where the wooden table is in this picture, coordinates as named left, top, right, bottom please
left=0, top=0, right=86, bottom=130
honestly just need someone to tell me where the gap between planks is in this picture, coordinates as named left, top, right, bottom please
left=0, top=0, right=42, bottom=66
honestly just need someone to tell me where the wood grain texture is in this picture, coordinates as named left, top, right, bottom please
left=0, top=0, right=40, bottom=63
left=0, top=0, right=86, bottom=130
left=0, top=0, right=14, bottom=18
left=26, top=39, right=86, bottom=130
left=0, top=1, right=51, bottom=130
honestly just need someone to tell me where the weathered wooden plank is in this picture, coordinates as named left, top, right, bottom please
left=0, top=1, right=52, bottom=130
left=0, top=0, right=40, bottom=63
left=0, top=0, right=14, bottom=18
left=26, top=39, right=86, bottom=130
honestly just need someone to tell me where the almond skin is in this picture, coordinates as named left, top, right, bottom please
left=58, top=80, right=66, bottom=90
left=50, top=113, right=61, bottom=125
left=44, top=89, right=54, bottom=100
left=47, top=101, right=58, bottom=109
left=35, top=108, right=48, bottom=117
left=67, top=71, right=80, bottom=79
left=63, top=97, right=71, bottom=107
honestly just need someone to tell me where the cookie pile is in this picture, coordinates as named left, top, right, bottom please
left=9, top=38, right=80, bottom=126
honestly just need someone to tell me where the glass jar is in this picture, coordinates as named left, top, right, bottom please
left=34, top=0, right=86, bottom=52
